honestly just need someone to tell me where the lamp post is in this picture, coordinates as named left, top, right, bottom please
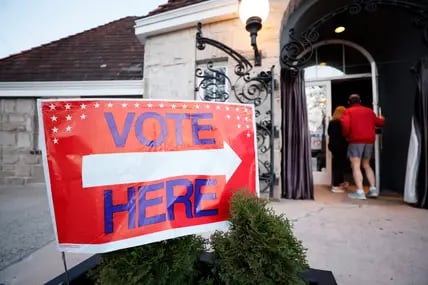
left=195, top=5, right=276, bottom=197
left=239, top=0, right=270, bottom=66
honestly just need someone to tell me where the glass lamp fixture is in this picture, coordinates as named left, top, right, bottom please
left=239, top=0, right=270, bottom=66
left=335, top=26, right=345, bottom=33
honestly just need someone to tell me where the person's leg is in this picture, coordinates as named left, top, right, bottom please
left=350, top=157, right=363, bottom=190
left=331, top=155, right=345, bottom=192
left=362, top=144, right=378, bottom=197
left=338, top=154, right=348, bottom=188
left=347, top=144, right=366, bottom=199
left=332, top=156, right=341, bottom=186
left=362, top=158, right=375, bottom=188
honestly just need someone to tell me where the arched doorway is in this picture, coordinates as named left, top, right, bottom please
left=279, top=0, right=428, bottom=199
left=302, top=40, right=380, bottom=189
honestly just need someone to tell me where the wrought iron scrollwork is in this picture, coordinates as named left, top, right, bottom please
left=280, top=0, right=428, bottom=71
left=195, top=23, right=275, bottom=196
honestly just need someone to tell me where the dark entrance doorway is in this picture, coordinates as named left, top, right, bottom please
left=280, top=0, right=428, bottom=197
left=331, top=77, right=374, bottom=188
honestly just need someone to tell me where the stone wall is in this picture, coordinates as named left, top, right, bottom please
left=142, top=0, right=289, bottom=199
left=0, top=98, right=44, bottom=184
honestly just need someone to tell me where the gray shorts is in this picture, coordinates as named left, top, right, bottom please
left=347, top=144, right=374, bottom=159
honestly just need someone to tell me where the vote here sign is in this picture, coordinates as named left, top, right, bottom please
left=38, top=99, right=258, bottom=253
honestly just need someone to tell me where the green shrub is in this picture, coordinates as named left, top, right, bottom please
left=89, top=235, right=206, bottom=285
left=210, top=191, right=308, bottom=285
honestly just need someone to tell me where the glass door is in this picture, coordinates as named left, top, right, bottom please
left=305, top=81, right=332, bottom=185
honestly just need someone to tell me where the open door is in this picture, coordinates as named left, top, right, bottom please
left=305, top=80, right=332, bottom=185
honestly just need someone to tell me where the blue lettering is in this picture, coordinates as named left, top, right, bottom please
left=138, top=183, right=166, bottom=226
left=194, top=179, right=218, bottom=217
left=191, top=113, right=215, bottom=145
left=104, top=112, right=135, bottom=147
left=135, top=112, right=167, bottom=147
left=104, top=188, right=136, bottom=234
left=166, top=179, right=193, bottom=220
left=166, top=113, right=190, bottom=146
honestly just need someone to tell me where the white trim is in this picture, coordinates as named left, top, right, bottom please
left=57, top=221, right=230, bottom=253
left=135, top=0, right=238, bottom=43
left=305, top=73, right=372, bottom=83
left=0, top=80, right=144, bottom=97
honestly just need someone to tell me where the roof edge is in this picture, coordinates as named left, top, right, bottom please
left=0, top=80, right=144, bottom=97
left=135, top=0, right=238, bottom=43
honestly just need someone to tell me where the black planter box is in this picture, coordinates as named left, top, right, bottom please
left=46, top=253, right=337, bottom=285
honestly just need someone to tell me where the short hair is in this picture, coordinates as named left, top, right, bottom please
left=348, top=94, right=361, bottom=105
left=332, top=106, right=346, bottom=120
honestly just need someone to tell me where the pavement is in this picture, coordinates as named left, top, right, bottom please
left=0, top=183, right=428, bottom=285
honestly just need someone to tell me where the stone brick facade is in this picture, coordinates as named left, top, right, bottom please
left=142, top=0, right=289, bottom=199
left=0, top=98, right=44, bottom=184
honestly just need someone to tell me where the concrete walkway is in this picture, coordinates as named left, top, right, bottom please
left=0, top=183, right=427, bottom=285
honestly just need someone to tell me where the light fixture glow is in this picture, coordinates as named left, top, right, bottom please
left=319, top=62, right=327, bottom=66
left=335, top=26, right=345, bottom=33
left=238, top=0, right=270, bottom=66
left=239, top=0, right=270, bottom=25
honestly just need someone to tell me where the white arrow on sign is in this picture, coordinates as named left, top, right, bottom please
left=81, top=142, right=242, bottom=188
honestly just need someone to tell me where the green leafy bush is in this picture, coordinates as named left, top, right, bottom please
left=89, top=235, right=206, bottom=285
left=88, top=191, right=308, bottom=285
left=210, top=191, right=308, bottom=285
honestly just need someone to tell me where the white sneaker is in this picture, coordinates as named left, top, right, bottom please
left=367, top=187, right=379, bottom=198
left=331, top=186, right=345, bottom=193
left=348, top=189, right=366, bottom=200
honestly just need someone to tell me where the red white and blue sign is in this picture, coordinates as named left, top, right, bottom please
left=38, top=99, right=258, bottom=253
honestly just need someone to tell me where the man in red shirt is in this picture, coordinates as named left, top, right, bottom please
left=341, top=94, right=385, bottom=199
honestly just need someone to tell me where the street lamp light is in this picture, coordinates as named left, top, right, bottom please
left=239, top=0, right=270, bottom=66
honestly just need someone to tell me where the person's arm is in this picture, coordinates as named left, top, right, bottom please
left=374, top=113, right=385, bottom=127
left=341, top=111, right=350, bottom=138
left=327, top=121, right=333, bottom=137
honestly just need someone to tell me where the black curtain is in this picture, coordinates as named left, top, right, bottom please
left=280, top=69, right=314, bottom=199
left=415, top=57, right=428, bottom=209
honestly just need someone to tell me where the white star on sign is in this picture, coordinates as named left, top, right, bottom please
left=226, top=114, right=231, bottom=119
left=52, top=127, right=58, bottom=133
left=53, top=138, right=59, bottom=144
left=171, top=104, right=176, bottom=109
left=246, top=125, right=250, bottom=129
left=195, top=104, right=200, bottom=109
left=122, top=103, right=128, bottom=108
left=237, top=124, right=241, bottom=129
left=216, top=105, right=221, bottom=110
left=51, top=115, right=57, bottom=122
left=247, top=132, right=251, bottom=138
left=107, top=102, right=113, bottom=108
left=80, top=103, right=86, bottom=109
left=236, top=116, right=241, bottom=120
left=65, top=103, right=71, bottom=110
left=134, top=103, right=140, bottom=108
left=49, top=104, right=56, bottom=110
left=80, top=114, right=86, bottom=120
left=182, top=104, right=187, bottom=109
left=235, top=107, right=240, bottom=112
left=205, top=105, right=210, bottom=109
left=66, top=126, right=72, bottom=132
left=66, top=115, right=72, bottom=121
left=159, top=103, right=164, bottom=108
left=148, top=103, right=153, bottom=108
left=225, top=106, right=230, bottom=111
left=94, top=102, right=100, bottom=108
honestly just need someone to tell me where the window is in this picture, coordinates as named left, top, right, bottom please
left=195, top=60, right=229, bottom=102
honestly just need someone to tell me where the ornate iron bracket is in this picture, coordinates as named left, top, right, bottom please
left=280, top=0, right=428, bottom=72
left=195, top=22, right=276, bottom=196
